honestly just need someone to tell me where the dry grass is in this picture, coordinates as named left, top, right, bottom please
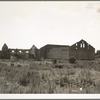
left=0, top=59, right=100, bottom=93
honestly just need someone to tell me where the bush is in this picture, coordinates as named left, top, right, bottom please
left=19, top=75, right=30, bottom=86
left=55, top=65, right=64, bottom=69
left=53, top=59, right=57, bottom=64
left=69, top=57, right=76, bottom=64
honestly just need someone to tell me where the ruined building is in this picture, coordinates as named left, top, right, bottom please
left=0, top=44, right=38, bottom=60
left=40, top=44, right=69, bottom=60
left=0, top=39, right=95, bottom=60
left=69, top=39, right=95, bottom=60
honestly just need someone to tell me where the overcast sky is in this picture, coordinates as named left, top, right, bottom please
left=0, top=1, right=100, bottom=51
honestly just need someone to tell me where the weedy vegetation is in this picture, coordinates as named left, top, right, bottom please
left=0, top=59, right=100, bottom=93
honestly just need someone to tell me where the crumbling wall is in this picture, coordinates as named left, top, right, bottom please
left=9, top=49, right=30, bottom=60
left=0, top=44, right=10, bottom=59
left=29, top=45, right=39, bottom=59
left=69, top=40, right=95, bottom=60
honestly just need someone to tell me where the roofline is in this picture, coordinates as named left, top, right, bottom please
left=71, top=39, right=95, bottom=49
left=9, top=48, right=30, bottom=51
left=40, top=44, right=70, bottom=49
left=47, top=44, right=69, bottom=46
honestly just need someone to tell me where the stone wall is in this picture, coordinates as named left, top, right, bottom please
left=46, top=47, right=69, bottom=59
left=40, top=45, right=69, bottom=60
left=69, top=39, right=95, bottom=60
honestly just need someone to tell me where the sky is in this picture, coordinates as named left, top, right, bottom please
left=0, top=1, right=100, bottom=51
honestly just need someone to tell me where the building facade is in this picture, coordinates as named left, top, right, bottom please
left=40, top=44, right=69, bottom=60
left=69, top=39, right=95, bottom=60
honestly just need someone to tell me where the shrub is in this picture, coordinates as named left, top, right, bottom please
left=53, top=59, right=57, bottom=64
left=11, top=63, right=14, bottom=66
left=55, top=65, right=64, bottom=69
left=19, top=75, right=30, bottom=86
left=69, top=57, right=76, bottom=64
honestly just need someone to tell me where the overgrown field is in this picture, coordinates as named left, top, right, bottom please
left=0, top=59, right=100, bottom=93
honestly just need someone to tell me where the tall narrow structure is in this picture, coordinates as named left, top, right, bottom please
left=1, top=43, right=10, bottom=59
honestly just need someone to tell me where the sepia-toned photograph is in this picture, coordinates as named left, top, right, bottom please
left=0, top=1, right=100, bottom=95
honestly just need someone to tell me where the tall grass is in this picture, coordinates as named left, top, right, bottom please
left=0, top=59, right=100, bottom=93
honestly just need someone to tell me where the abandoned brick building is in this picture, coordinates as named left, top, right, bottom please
left=40, top=44, right=69, bottom=60
left=0, top=39, right=95, bottom=60
left=69, top=39, right=95, bottom=60
left=40, top=39, right=95, bottom=60
left=0, top=44, right=38, bottom=60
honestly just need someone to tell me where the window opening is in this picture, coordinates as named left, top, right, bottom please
left=83, top=43, right=85, bottom=48
left=12, top=50, right=14, bottom=53
left=80, top=43, right=82, bottom=48
left=26, top=51, right=29, bottom=53
left=19, top=51, right=22, bottom=53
